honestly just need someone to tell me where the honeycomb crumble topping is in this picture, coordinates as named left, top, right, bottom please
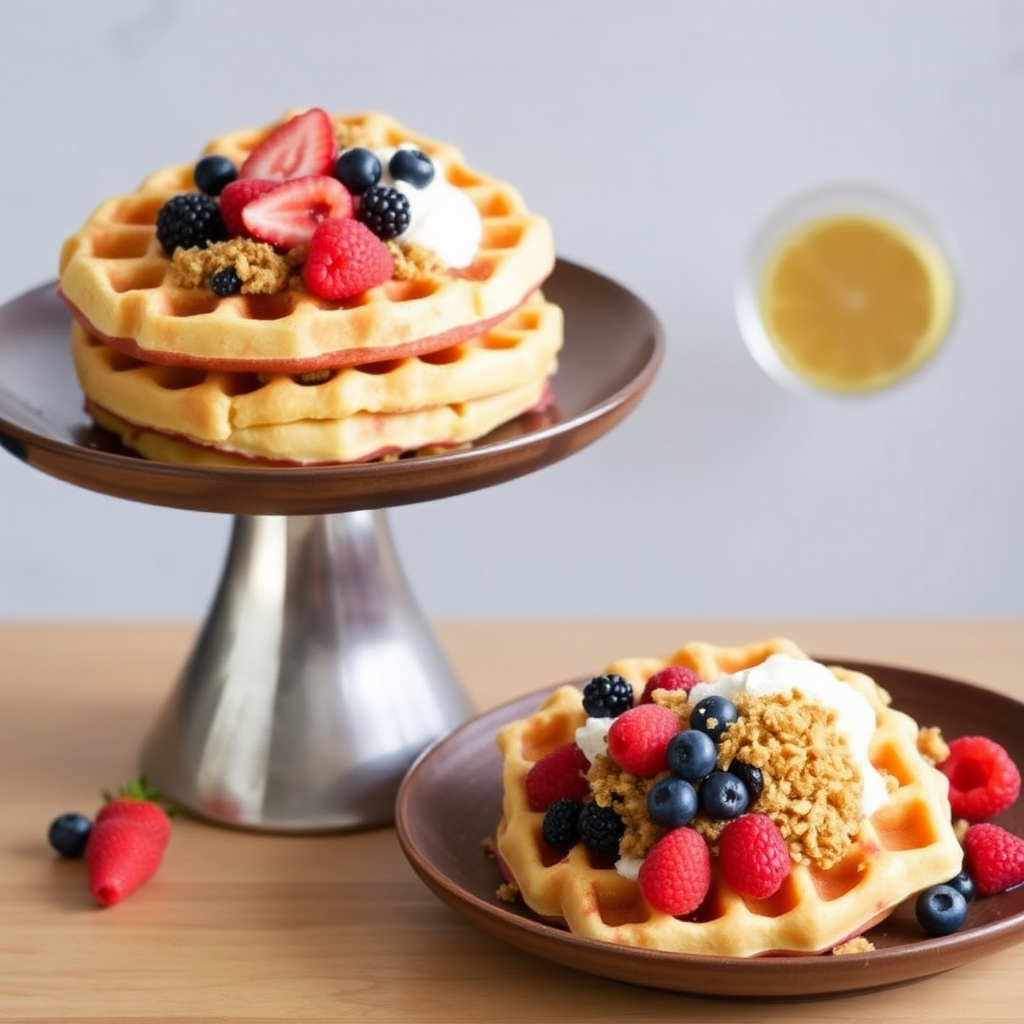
left=832, top=936, right=875, bottom=955
left=170, top=239, right=303, bottom=294
left=918, top=725, right=949, bottom=765
left=586, top=688, right=865, bottom=869
left=387, top=239, right=446, bottom=280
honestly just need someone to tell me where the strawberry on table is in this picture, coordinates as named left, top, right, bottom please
left=242, top=175, right=353, bottom=249
left=240, top=107, right=337, bottom=181
left=86, top=777, right=173, bottom=907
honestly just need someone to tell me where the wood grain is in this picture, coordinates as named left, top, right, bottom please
left=1, top=621, right=1021, bottom=1021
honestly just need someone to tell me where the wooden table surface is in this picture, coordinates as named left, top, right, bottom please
left=2, top=619, right=1022, bottom=1022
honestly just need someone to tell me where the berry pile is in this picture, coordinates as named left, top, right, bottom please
left=530, top=665, right=1024, bottom=934
left=47, top=776, right=174, bottom=907
left=153, top=107, right=442, bottom=301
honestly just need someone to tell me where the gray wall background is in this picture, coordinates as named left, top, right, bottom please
left=1, top=0, right=1021, bottom=620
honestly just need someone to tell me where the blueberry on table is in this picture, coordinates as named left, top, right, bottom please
left=47, top=812, right=92, bottom=858
left=944, top=869, right=976, bottom=903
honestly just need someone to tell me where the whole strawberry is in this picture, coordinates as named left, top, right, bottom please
left=637, top=826, right=711, bottom=916
left=86, top=777, right=173, bottom=907
left=717, top=813, right=791, bottom=899
left=962, top=823, right=1024, bottom=897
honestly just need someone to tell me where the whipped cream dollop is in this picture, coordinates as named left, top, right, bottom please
left=688, top=654, right=889, bottom=816
left=374, top=143, right=482, bottom=268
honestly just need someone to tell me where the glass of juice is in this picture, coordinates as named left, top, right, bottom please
left=735, top=186, right=956, bottom=395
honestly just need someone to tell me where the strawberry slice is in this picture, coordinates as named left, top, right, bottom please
left=242, top=175, right=353, bottom=249
left=219, top=178, right=281, bottom=237
left=240, top=107, right=337, bottom=181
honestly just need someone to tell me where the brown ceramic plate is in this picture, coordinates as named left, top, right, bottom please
left=0, top=260, right=663, bottom=515
left=396, top=661, right=1024, bottom=999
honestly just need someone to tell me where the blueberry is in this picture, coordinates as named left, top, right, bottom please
left=689, top=695, right=738, bottom=741
left=335, top=147, right=382, bottom=195
left=210, top=267, right=243, bottom=296
left=193, top=154, right=238, bottom=196
left=944, top=869, right=976, bottom=904
left=389, top=147, right=435, bottom=188
left=699, top=770, right=750, bottom=820
left=47, top=812, right=92, bottom=858
left=727, top=759, right=764, bottom=802
left=665, top=729, right=718, bottom=781
left=915, top=883, right=968, bottom=937
left=647, top=776, right=698, bottom=828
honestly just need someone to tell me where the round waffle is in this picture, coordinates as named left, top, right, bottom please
left=71, top=293, right=561, bottom=447
left=58, top=110, right=556, bottom=371
left=495, top=638, right=964, bottom=957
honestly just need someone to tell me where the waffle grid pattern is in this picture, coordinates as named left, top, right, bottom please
left=496, top=639, right=964, bottom=957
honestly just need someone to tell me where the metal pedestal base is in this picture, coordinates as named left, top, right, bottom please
left=141, top=510, right=472, bottom=832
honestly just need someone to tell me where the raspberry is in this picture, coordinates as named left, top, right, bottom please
left=606, top=704, right=680, bottom=777
left=524, top=742, right=590, bottom=812
left=581, top=674, right=633, bottom=718
left=637, top=827, right=711, bottom=916
left=938, top=736, right=1021, bottom=822
left=963, top=823, right=1024, bottom=896
left=717, top=813, right=791, bottom=899
left=640, top=665, right=700, bottom=704
left=302, top=218, right=394, bottom=301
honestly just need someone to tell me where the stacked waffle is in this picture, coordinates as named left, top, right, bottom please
left=59, top=109, right=560, bottom=465
left=495, top=638, right=964, bottom=957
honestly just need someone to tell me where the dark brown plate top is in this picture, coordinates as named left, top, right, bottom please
left=0, top=260, right=663, bottom=515
left=396, top=660, right=1024, bottom=999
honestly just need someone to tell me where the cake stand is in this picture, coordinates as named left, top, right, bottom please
left=0, top=260, right=664, bottom=832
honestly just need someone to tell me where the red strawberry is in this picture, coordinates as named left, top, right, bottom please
left=717, top=813, right=791, bottom=899
left=524, top=742, right=591, bottom=812
left=302, top=218, right=394, bottom=300
left=86, top=777, right=173, bottom=907
left=240, top=107, right=337, bottom=181
left=86, top=817, right=166, bottom=907
left=606, top=704, right=680, bottom=777
left=938, top=735, right=1021, bottom=822
left=963, top=823, right=1024, bottom=896
left=637, top=827, right=711, bottom=916
left=96, top=777, right=172, bottom=848
left=640, top=665, right=701, bottom=704
left=219, top=178, right=280, bottom=237
left=242, top=175, right=353, bottom=249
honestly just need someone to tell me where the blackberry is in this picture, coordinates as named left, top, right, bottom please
left=156, top=193, right=226, bottom=253
left=210, top=267, right=243, bottom=296
left=47, top=812, right=92, bottom=858
left=577, top=802, right=624, bottom=860
left=581, top=673, right=633, bottom=718
left=356, top=185, right=411, bottom=240
left=389, top=147, right=435, bottom=188
left=193, top=154, right=238, bottom=196
left=541, top=798, right=581, bottom=851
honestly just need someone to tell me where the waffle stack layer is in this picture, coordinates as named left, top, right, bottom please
left=58, top=110, right=560, bottom=464
left=495, top=638, right=964, bottom=957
